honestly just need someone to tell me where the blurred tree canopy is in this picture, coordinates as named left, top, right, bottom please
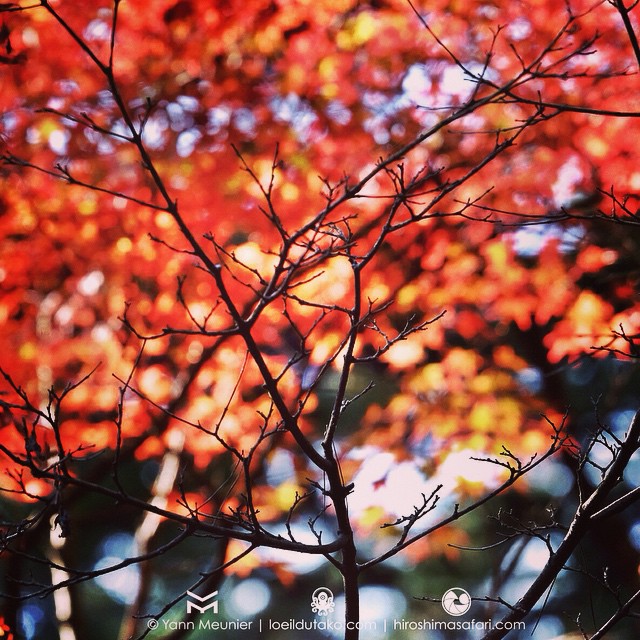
left=1, top=1, right=639, bottom=638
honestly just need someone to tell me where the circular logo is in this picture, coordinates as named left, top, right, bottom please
left=311, top=587, right=335, bottom=616
left=441, top=588, right=472, bottom=616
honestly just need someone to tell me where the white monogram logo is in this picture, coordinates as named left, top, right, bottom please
left=186, top=590, right=219, bottom=614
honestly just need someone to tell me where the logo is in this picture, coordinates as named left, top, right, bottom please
left=441, top=588, right=471, bottom=616
left=186, top=590, right=219, bottom=614
left=311, top=587, right=335, bottom=616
